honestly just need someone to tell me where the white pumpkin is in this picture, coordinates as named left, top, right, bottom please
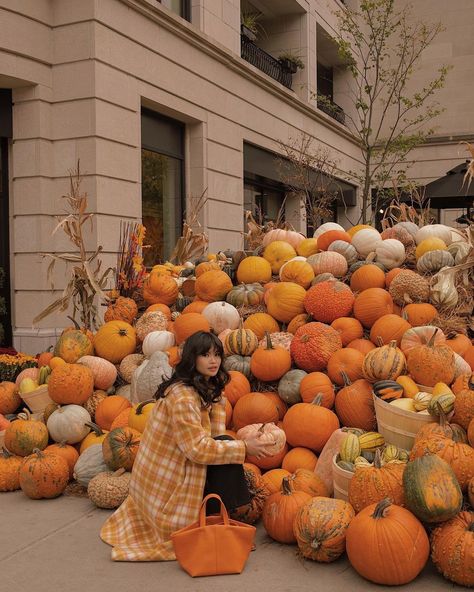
left=351, top=228, right=382, bottom=257
left=375, top=239, right=406, bottom=269
left=328, top=240, right=358, bottom=265
left=415, top=224, right=453, bottom=246
left=393, top=221, right=419, bottom=239
left=131, top=351, right=172, bottom=403
left=142, top=331, right=175, bottom=357
left=236, top=423, right=286, bottom=455
left=77, top=355, right=117, bottom=390
left=453, top=352, right=471, bottom=379
left=202, top=301, right=240, bottom=334
left=416, top=250, right=454, bottom=274
left=115, top=384, right=132, bottom=401
left=73, top=443, right=109, bottom=487
left=47, top=404, right=91, bottom=444
left=313, top=222, right=344, bottom=239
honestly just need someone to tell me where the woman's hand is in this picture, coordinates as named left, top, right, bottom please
left=243, top=434, right=274, bottom=459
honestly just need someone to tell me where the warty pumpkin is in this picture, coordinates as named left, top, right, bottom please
left=406, top=328, right=455, bottom=387
left=304, top=279, right=354, bottom=323
left=88, top=467, right=131, bottom=509
left=262, top=477, right=312, bottom=543
left=93, top=321, right=137, bottom=364
left=290, top=322, right=342, bottom=372
left=53, top=330, right=94, bottom=363
left=266, top=281, right=306, bottom=323
left=0, top=447, right=22, bottom=491
left=19, top=448, right=69, bottom=499
left=229, top=468, right=270, bottom=525
left=453, top=389, right=474, bottom=430
left=44, top=441, right=79, bottom=479
left=345, top=498, right=429, bottom=586
left=135, top=311, right=169, bottom=342
left=48, top=363, right=94, bottom=405
left=388, top=269, right=430, bottom=305
left=0, top=381, right=21, bottom=414
left=294, top=496, right=354, bottom=563
left=288, top=468, right=328, bottom=497
left=102, top=426, right=141, bottom=471
left=250, top=333, right=292, bottom=382
left=143, top=271, right=178, bottom=305
left=104, top=296, right=138, bottom=324
left=4, top=409, right=49, bottom=456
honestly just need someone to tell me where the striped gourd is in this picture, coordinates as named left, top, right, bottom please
left=398, top=449, right=409, bottom=462
left=358, top=431, right=385, bottom=452
left=427, top=393, right=455, bottom=416
left=354, top=456, right=371, bottom=468
left=382, top=444, right=400, bottom=463
left=340, top=433, right=361, bottom=463
left=373, top=380, right=404, bottom=402
left=225, top=326, right=259, bottom=356
left=413, top=391, right=432, bottom=412
left=362, top=340, right=406, bottom=382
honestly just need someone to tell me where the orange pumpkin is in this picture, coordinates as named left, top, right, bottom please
left=262, top=391, right=287, bottom=420
left=102, top=426, right=141, bottom=471
left=290, top=322, right=342, bottom=372
left=464, top=345, right=474, bottom=371
left=279, top=260, right=315, bottom=288
left=143, top=271, right=179, bottom=305
left=195, top=261, right=221, bottom=277
left=104, top=296, right=138, bottom=324
left=283, top=396, right=340, bottom=452
left=95, top=395, right=132, bottom=431
left=334, top=375, right=376, bottom=431
left=37, top=349, right=54, bottom=368
left=350, top=264, right=386, bottom=292
left=299, top=372, right=335, bottom=407
left=19, top=449, right=70, bottom=499
left=402, top=303, right=437, bottom=327
left=282, top=448, right=318, bottom=472
left=223, top=371, right=251, bottom=406
left=445, top=333, right=472, bottom=357
left=330, top=317, right=363, bottom=346
left=145, top=303, right=172, bottom=320
left=44, top=442, right=79, bottom=479
left=182, top=300, right=209, bottom=314
left=317, top=229, right=352, bottom=251
left=346, top=338, right=376, bottom=355
left=47, top=363, right=94, bottom=405
left=287, top=313, right=311, bottom=335
left=400, top=325, right=446, bottom=354
left=250, top=333, right=292, bottom=382
left=327, top=348, right=365, bottom=386
left=232, top=392, right=280, bottom=430
left=369, top=314, right=411, bottom=346
left=304, top=280, right=355, bottom=323
left=93, top=321, right=137, bottom=364
left=260, top=468, right=291, bottom=494
left=384, top=267, right=402, bottom=288
left=353, top=288, right=394, bottom=328
left=0, top=382, right=21, bottom=414
left=166, top=345, right=181, bottom=367
left=110, top=407, right=131, bottom=430
left=0, top=448, right=22, bottom=491
left=266, top=282, right=306, bottom=323
left=406, top=329, right=455, bottom=387
left=247, top=443, right=288, bottom=470
left=194, top=270, right=233, bottom=302
left=243, top=313, right=279, bottom=340
left=173, top=312, right=210, bottom=345
left=4, top=410, right=49, bottom=457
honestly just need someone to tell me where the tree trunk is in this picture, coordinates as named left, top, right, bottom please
left=361, top=159, right=372, bottom=224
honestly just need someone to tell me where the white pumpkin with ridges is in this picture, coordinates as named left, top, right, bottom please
left=313, top=222, right=344, bottom=239
left=415, top=224, right=453, bottom=246
left=375, top=239, right=406, bottom=269
left=351, top=228, right=382, bottom=258
left=47, top=404, right=91, bottom=444
left=202, top=301, right=240, bottom=334
left=142, top=331, right=176, bottom=357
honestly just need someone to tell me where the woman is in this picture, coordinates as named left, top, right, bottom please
left=100, top=331, right=272, bottom=561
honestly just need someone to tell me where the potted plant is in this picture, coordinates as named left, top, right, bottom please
left=278, top=52, right=305, bottom=74
left=241, top=12, right=260, bottom=42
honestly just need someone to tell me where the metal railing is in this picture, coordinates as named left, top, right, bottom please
left=317, top=97, right=346, bottom=125
left=241, top=35, right=293, bottom=90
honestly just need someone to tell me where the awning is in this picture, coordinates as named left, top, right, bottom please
left=423, top=162, right=474, bottom=209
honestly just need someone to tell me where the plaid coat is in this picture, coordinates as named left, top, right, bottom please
left=100, top=382, right=245, bottom=561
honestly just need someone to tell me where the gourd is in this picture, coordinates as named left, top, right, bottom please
left=428, top=393, right=455, bottom=416
left=53, top=330, right=94, bottom=363
left=430, top=268, right=459, bottom=308
left=413, top=392, right=433, bottom=411
left=225, top=325, right=259, bottom=356
left=131, top=351, right=172, bottom=403
left=362, top=340, right=406, bottom=381
left=119, top=354, right=145, bottom=383
left=87, top=468, right=131, bottom=509
left=73, top=443, right=109, bottom=487
left=236, top=423, right=286, bottom=455
left=77, top=356, right=117, bottom=390
left=19, top=449, right=70, bottom=499
left=223, top=355, right=251, bottom=378
left=373, top=379, right=404, bottom=402
left=47, top=405, right=92, bottom=444
left=339, top=432, right=361, bottom=463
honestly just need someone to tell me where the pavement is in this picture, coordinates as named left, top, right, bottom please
left=0, top=491, right=458, bottom=592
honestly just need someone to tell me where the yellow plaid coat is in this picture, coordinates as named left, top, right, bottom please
left=100, top=382, right=246, bottom=561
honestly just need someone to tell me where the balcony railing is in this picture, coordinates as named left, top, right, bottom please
left=317, top=97, right=346, bottom=125
left=241, top=35, right=293, bottom=90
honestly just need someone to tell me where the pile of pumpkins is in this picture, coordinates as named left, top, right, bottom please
left=0, top=220, right=473, bottom=586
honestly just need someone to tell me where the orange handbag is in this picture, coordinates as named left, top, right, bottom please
left=171, top=493, right=256, bottom=577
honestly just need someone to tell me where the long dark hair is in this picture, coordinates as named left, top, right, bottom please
left=155, top=331, right=230, bottom=408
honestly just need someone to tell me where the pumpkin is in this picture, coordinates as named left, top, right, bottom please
left=110, top=407, right=131, bottom=430
left=327, top=348, right=364, bottom=386
left=173, top=313, right=210, bottom=345
left=73, top=443, right=109, bottom=487
left=381, top=225, right=415, bottom=247
left=350, top=264, right=385, bottom=292
left=277, top=369, right=306, bottom=405
left=141, top=331, right=175, bottom=357
left=223, top=371, right=251, bottom=406
left=263, top=241, right=297, bottom=274
left=346, top=338, right=376, bottom=355
left=236, top=256, right=272, bottom=284
left=375, top=238, right=406, bottom=270
left=54, top=330, right=94, bottom=363
left=0, top=447, right=23, bottom=491
left=317, top=229, right=352, bottom=251
left=289, top=469, right=328, bottom=497
left=229, top=468, right=270, bottom=524
left=4, top=409, right=49, bottom=456
left=430, top=511, right=474, bottom=588
left=258, top=331, right=292, bottom=352
left=415, top=237, right=448, bottom=259
left=243, top=313, right=279, bottom=341
left=104, top=296, right=138, bottom=324
left=290, top=322, right=342, bottom=372
left=131, top=352, right=172, bottom=403
left=465, top=345, right=474, bottom=371
left=453, top=389, right=474, bottom=430
left=406, top=328, right=455, bottom=387
left=402, top=303, right=437, bottom=327
left=362, top=340, right=406, bottom=381
left=335, top=375, right=376, bottom=431
left=304, top=279, right=354, bottom=323
left=294, top=497, right=354, bottom=562
left=313, top=222, right=344, bottom=238
left=306, top=251, right=348, bottom=277
left=266, top=282, right=306, bottom=323
left=44, top=441, right=79, bottom=479
left=469, top=476, right=474, bottom=506
left=88, top=467, right=131, bottom=509
left=145, top=303, right=172, bottom=320
left=250, top=333, right=292, bottom=382
left=403, top=455, right=462, bottom=523
left=223, top=355, right=251, bottom=379
left=236, top=423, right=286, bottom=455
left=262, top=392, right=287, bottom=420
left=47, top=405, right=91, bottom=444
left=415, top=223, right=452, bottom=245
left=135, top=311, right=168, bottom=342
left=202, top=301, right=240, bottom=334
left=19, top=448, right=69, bottom=499
left=128, top=400, right=156, bottom=433
left=37, top=348, right=54, bottom=368
left=297, top=237, right=319, bottom=257
left=452, top=372, right=474, bottom=395
left=283, top=396, right=340, bottom=452
left=79, top=422, right=109, bottom=453
left=389, top=269, right=430, bottom=305
left=102, top=426, right=141, bottom=471
left=384, top=267, right=402, bottom=288
left=181, top=300, right=207, bottom=314
left=262, top=228, right=305, bottom=249
left=287, top=313, right=311, bottom=335
left=83, top=389, right=108, bottom=421
left=369, top=314, right=411, bottom=346
left=351, top=228, right=382, bottom=257
left=0, top=382, right=21, bottom=414
left=226, top=283, right=264, bottom=307
left=262, top=477, right=312, bottom=543
left=225, top=324, right=259, bottom=356
left=77, top=356, right=117, bottom=390
left=194, top=261, right=221, bottom=277
left=327, top=240, right=358, bottom=265
left=247, top=443, right=288, bottom=470
left=93, top=321, right=137, bottom=364
left=281, top=447, right=318, bottom=472
left=348, top=450, right=405, bottom=513
left=95, top=395, right=132, bottom=431
left=47, top=363, right=94, bottom=405
left=299, top=372, right=335, bottom=408
left=346, top=499, right=429, bottom=585
left=260, top=468, right=291, bottom=494
left=445, top=333, right=472, bottom=357
left=353, top=288, right=393, bottom=328
left=232, top=393, right=280, bottom=430
left=330, top=317, right=363, bottom=346
left=143, top=271, right=178, bottom=305
left=417, top=249, right=454, bottom=274
left=400, top=325, right=446, bottom=354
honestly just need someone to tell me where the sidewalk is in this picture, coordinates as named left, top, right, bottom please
left=0, top=491, right=450, bottom=592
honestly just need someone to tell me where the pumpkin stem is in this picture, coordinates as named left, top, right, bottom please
left=264, top=332, right=274, bottom=350
left=1, top=447, right=13, bottom=459
left=135, top=400, right=155, bottom=415
left=85, top=421, right=105, bottom=436
left=113, top=468, right=127, bottom=477
left=376, top=336, right=384, bottom=347
left=281, top=476, right=293, bottom=496
left=427, top=328, right=439, bottom=347
left=340, top=371, right=352, bottom=387
left=258, top=423, right=267, bottom=433
left=388, top=340, right=397, bottom=349
left=311, top=394, right=323, bottom=406
left=373, top=448, right=383, bottom=469
left=371, top=498, right=392, bottom=519
left=32, top=448, right=45, bottom=458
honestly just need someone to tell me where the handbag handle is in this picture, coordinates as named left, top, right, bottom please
left=199, top=494, right=230, bottom=527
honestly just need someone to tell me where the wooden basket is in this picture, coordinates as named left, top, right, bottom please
left=373, top=394, right=433, bottom=451
left=20, top=385, right=54, bottom=414
left=332, top=454, right=353, bottom=502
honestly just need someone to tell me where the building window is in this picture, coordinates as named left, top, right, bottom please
left=141, top=109, right=184, bottom=266
left=317, top=62, right=334, bottom=101
left=159, top=0, right=191, bottom=21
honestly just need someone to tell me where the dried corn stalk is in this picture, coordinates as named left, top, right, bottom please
left=170, top=190, right=209, bottom=264
left=461, top=141, right=474, bottom=190
left=33, top=162, right=114, bottom=330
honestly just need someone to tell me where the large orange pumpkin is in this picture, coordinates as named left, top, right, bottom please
left=172, top=313, right=210, bottom=345
left=48, top=363, right=94, bottom=405
left=353, top=288, right=394, bottom=328
left=44, top=441, right=79, bottom=479
left=402, top=303, right=437, bottom=327
left=93, top=321, right=137, bottom=364
left=283, top=396, right=340, bottom=452
left=335, top=375, right=376, bottom=431
left=236, top=256, right=272, bottom=284
left=243, top=313, right=279, bottom=340
left=266, top=282, right=306, bottom=323
left=281, top=448, right=318, bottom=472
left=304, top=280, right=355, bottom=323
left=290, top=322, right=342, bottom=372
left=330, top=317, right=363, bottom=346
left=327, top=348, right=365, bottom=385
left=143, top=271, right=179, bottom=305
left=369, top=314, right=411, bottom=346
left=350, top=264, right=386, bottom=292
left=250, top=333, right=292, bottom=382
left=232, top=392, right=280, bottom=430
left=317, top=229, right=352, bottom=251
left=406, top=328, right=455, bottom=387
left=194, top=270, right=233, bottom=302
left=299, top=372, right=335, bottom=408
left=95, top=395, right=132, bottom=431
left=4, top=410, right=49, bottom=457
left=223, top=371, right=251, bottom=406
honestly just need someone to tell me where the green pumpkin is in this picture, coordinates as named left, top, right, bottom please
left=277, top=369, right=306, bottom=405
left=223, top=355, right=252, bottom=379
left=226, top=283, right=264, bottom=307
left=428, top=393, right=455, bottom=416
left=340, top=433, right=361, bottom=463
left=403, top=456, right=462, bottom=523
left=53, top=330, right=94, bottom=363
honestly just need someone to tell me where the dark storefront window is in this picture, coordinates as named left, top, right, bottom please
left=159, top=0, right=191, bottom=21
left=141, top=109, right=184, bottom=266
